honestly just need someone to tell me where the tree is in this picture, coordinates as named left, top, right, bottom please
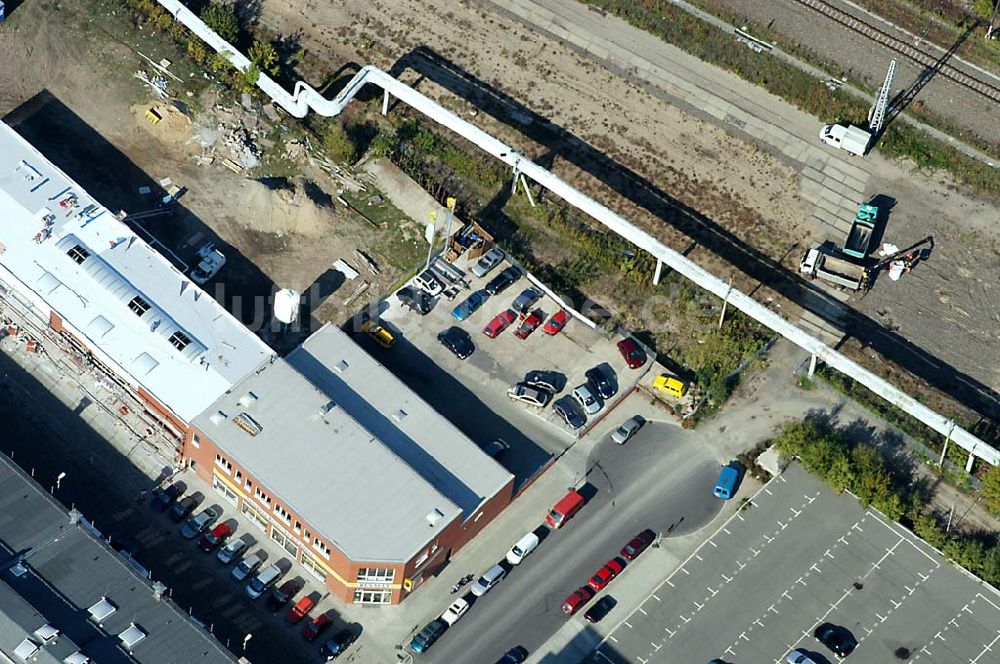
left=200, top=3, right=239, bottom=43
left=323, top=122, right=358, bottom=165
left=248, top=40, right=280, bottom=77
left=981, top=464, right=1000, bottom=512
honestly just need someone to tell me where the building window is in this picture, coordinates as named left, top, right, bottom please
left=235, top=470, right=242, bottom=482
left=127, top=295, right=151, bottom=316
left=189, top=434, right=200, bottom=449
left=313, top=538, right=331, bottom=560
left=214, top=454, right=232, bottom=474
left=67, top=244, right=90, bottom=264
left=353, top=590, right=392, bottom=605
left=356, top=568, right=395, bottom=584
left=269, top=526, right=299, bottom=558
left=168, top=331, right=192, bottom=351
left=293, top=520, right=302, bottom=535
left=254, top=487, right=270, bottom=506
left=212, top=476, right=238, bottom=506
left=244, top=478, right=252, bottom=491
left=300, top=552, right=327, bottom=583
left=241, top=502, right=268, bottom=533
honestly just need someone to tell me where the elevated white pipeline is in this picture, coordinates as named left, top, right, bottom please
left=157, top=0, right=998, bottom=465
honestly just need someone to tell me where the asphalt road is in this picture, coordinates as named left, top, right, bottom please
left=419, top=422, right=723, bottom=664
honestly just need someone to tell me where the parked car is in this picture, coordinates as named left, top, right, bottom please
left=572, top=384, right=601, bottom=415
left=653, top=373, right=688, bottom=398
left=267, top=579, right=302, bottom=613
left=472, top=247, right=505, bottom=278
left=485, top=266, right=522, bottom=295
left=414, top=270, right=444, bottom=296
left=617, top=338, right=647, bottom=369
left=621, top=529, right=656, bottom=561
left=452, top=289, right=490, bottom=321
left=713, top=465, right=740, bottom=499
left=814, top=623, right=857, bottom=658
left=302, top=613, right=332, bottom=641
left=169, top=495, right=198, bottom=523
left=396, top=286, right=432, bottom=315
left=524, top=370, right=563, bottom=393
left=513, top=310, right=544, bottom=340
left=584, top=596, right=617, bottom=624
left=471, top=564, right=506, bottom=597
left=151, top=482, right=183, bottom=512
left=286, top=595, right=316, bottom=624
left=611, top=416, right=643, bottom=444
left=361, top=319, right=395, bottom=349
left=546, top=489, right=586, bottom=529
left=507, top=383, right=552, bottom=407
left=245, top=563, right=281, bottom=598
left=543, top=309, right=569, bottom=335
left=588, top=558, right=625, bottom=591
left=480, top=439, right=510, bottom=460
left=585, top=366, right=617, bottom=400
left=495, top=646, right=529, bottom=664
left=321, top=627, right=359, bottom=658
left=786, top=650, right=820, bottom=664
left=554, top=397, right=586, bottom=430
left=409, top=619, right=447, bottom=653
left=561, top=586, right=596, bottom=615
left=197, top=522, right=232, bottom=552
left=189, top=242, right=226, bottom=285
left=506, top=532, right=540, bottom=565
left=511, top=288, right=542, bottom=315
left=217, top=538, right=247, bottom=564
left=232, top=552, right=262, bottom=582
left=180, top=507, right=218, bottom=539
left=483, top=309, right=517, bottom=338
left=438, top=326, right=475, bottom=359
left=440, top=597, right=470, bottom=626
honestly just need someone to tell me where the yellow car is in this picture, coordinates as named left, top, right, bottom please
left=362, top=320, right=396, bottom=349
left=652, top=374, right=687, bottom=398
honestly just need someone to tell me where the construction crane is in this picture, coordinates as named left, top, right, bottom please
left=868, top=59, right=896, bottom=136
left=862, top=235, right=934, bottom=289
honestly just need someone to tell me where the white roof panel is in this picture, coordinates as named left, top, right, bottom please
left=0, top=121, right=273, bottom=421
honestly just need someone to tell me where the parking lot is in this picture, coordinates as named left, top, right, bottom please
left=374, top=253, right=648, bottom=485
left=597, top=463, right=1000, bottom=664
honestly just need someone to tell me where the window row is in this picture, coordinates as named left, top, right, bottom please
left=356, top=567, right=395, bottom=583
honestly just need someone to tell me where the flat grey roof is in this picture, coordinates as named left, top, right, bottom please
left=192, top=358, right=463, bottom=562
left=287, top=324, right=512, bottom=521
left=0, top=456, right=236, bottom=663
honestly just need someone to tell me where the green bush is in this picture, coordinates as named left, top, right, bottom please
left=982, top=465, right=1000, bottom=513
left=248, top=40, right=280, bottom=77
left=323, top=121, right=359, bottom=164
left=200, top=2, right=239, bottom=43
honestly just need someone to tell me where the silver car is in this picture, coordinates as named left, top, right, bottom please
left=216, top=538, right=246, bottom=564
left=507, top=383, right=552, bottom=407
left=572, top=384, right=601, bottom=415
left=786, top=651, right=819, bottom=664
left=471, top=247, right=505, bottom=278
left=611, top=416, right=643, bottom=444
left=231, top=552, right=263, bottom=582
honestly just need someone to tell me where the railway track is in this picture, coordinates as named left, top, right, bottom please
left=792, top=0, right=1000, bottom=103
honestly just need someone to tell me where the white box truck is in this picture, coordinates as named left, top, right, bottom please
left=819, top=124, right=871, bottom=156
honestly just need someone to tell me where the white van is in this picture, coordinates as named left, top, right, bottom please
left=470, top=564, right=506, bottom=597
left=506, top=532, right=540, bottom=565
left=245, top=563, right=281, bottom=599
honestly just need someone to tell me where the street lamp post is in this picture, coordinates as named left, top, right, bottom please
left=56, top=472, right=66, bottom=490
left=242, top=633, right=252, bottom=652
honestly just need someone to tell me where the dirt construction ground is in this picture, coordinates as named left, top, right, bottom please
left=0, top=0, right=997, bottom=422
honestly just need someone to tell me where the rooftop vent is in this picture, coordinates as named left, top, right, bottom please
left=63, top=653, right=91, bottom=664
left=233, top=412, right=263, bottom=436
left=237, top=392, right=258, bottom=408
left=209, top=410, right=227, bottom=425
left=33, top=624, right=59, bottom=643
left=118, top=623, right=146, bottom=650
left=333, top=359, right=349, bottom=374
left=392, top=409, right=408, bottom=422
left=87, top=597, right=116, bottom=623
left=151, top=581, right=168, bottom=601
left=13, top=638, right=39, bottom=661
left=9, top=562, right=28, bottom=578
left=426, top=508, right=445, bottom=527
left=318, top=400, right=335, bottom=417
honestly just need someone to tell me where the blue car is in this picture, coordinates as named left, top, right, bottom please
left=713, top=465, right=740, bottom=499
left=410, top=619, right=447, bottom=653
left=452, top=289, right=489, bottom=321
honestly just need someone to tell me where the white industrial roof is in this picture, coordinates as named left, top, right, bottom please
left=0, top=121, right=273, bottom=421
left=192, top=358, right=463, bottom=562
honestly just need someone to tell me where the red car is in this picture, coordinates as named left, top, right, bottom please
left=620, top=529, right=656, bottom=561
left=562, top=586, right=596, bottom=615
left=543, top=310, right=569, bottom=335
left=514, top=310, right=544, bottom=340
left=285, top=595, right=316, bottom=624
left=483, top=309, right=517, bottom=338
left=616, top=338, right=647, bottom=369
left=587, top=558, right=626, bottom=591
left=197, top=523, right=232, bottom=552
left=302, top=613, right=332, bottom=641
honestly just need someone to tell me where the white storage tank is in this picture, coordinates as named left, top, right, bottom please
left=273, top=288, right=301, bottom=324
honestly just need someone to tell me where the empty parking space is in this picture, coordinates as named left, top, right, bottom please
left=597, top=464, right=1000, bottom=664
